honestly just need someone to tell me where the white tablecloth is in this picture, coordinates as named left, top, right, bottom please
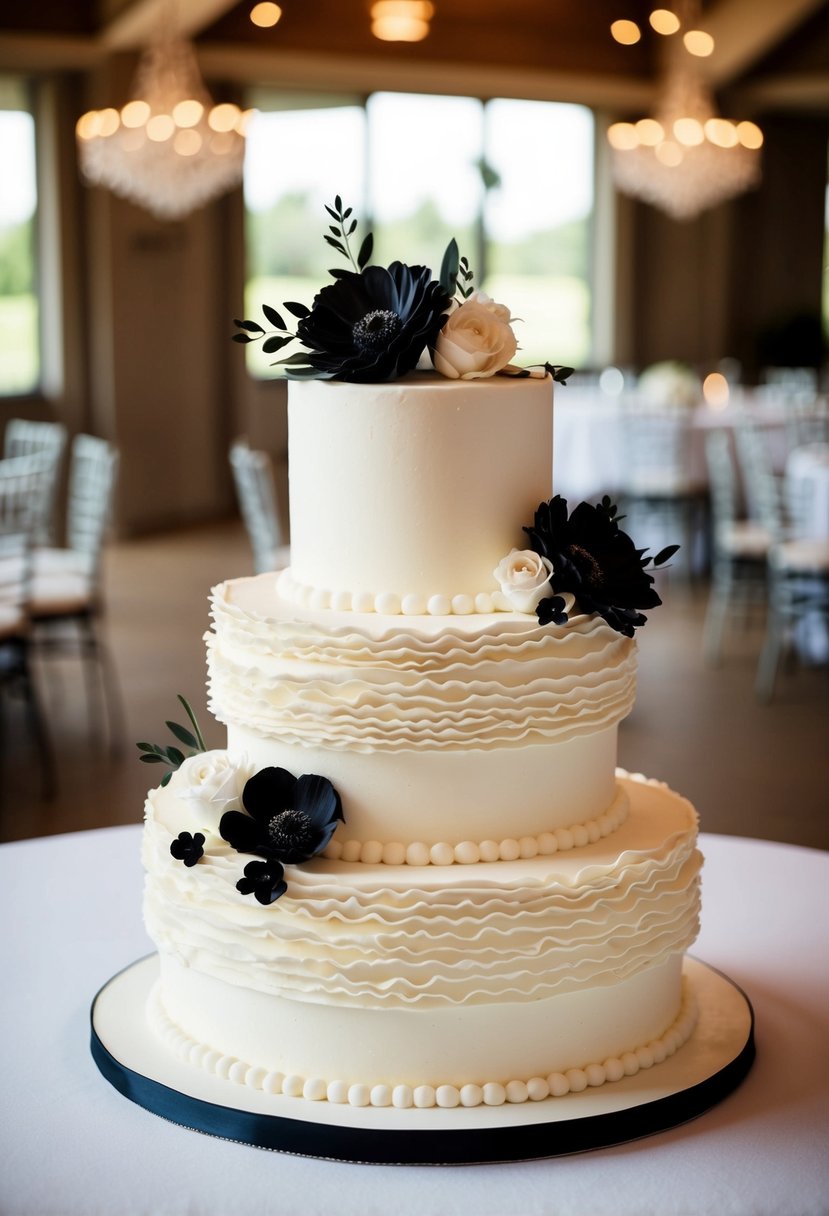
left=553, top=391, right=788, bottom=503
left=1, top=826, right=828, bottom=1216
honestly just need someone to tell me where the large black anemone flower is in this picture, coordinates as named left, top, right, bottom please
left=524, top=495, right=678, bottom=637
left=294, top=263, right=450, bottom=382
left=219, top=767, right=344, bottom=865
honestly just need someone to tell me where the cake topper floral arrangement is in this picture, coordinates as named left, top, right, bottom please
left=495, top=496, right=678, bottom=637
left=140, top=698, right=342, bottom=904
left=233, top=197, right=573, bottom=385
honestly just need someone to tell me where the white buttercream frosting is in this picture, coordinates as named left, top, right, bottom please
left=139, top=373, right=703, bottom=1114
left=143, top=773, right=700, bottom=1092
left=144, top=773, right=700, bottom=1010
left=206, top=575, right=638, bottom=843
left=208, top=585, right=635, bottom=753
left=147, top=972, right=698, bottom=1106
left=287, top=373, right=553, bottom=602
left=323, top=782, right=630, bottom=865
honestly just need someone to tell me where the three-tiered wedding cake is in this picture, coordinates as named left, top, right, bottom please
left=140, top=370, right=702, bottom=1114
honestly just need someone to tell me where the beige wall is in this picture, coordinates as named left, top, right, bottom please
left=617, top=112, right=829, bottom=376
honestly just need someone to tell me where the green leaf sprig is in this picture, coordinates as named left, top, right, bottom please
left=438, top=238, right=476, bottom=300
left=137, top=695, right=207, bottom=788
left=232, top=197, right=375, bottom=374
left=324, top=194, right=373, bottom=275
left=501, top=361, right=575, bottom=384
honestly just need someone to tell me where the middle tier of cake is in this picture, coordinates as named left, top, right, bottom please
left=207, top=574, right=638, bottom=848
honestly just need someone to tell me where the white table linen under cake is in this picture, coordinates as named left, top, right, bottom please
left=1, top=826, right=827, bottom=1216
left=785, top=443, right=829, bottom=540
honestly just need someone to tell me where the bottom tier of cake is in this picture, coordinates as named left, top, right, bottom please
left=92, top=954, right=754, bottom=1162
left=149, top=956, right=698, bottom=1109
left=142, top=770, right=702, bottom=1108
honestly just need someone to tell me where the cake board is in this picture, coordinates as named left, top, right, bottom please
left=90, top=955, right=754, bottom=1165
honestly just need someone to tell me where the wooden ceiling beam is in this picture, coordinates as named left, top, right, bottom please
left=99, top=0, right=239, bottom=49
left=703, top=0, right=827, bottom=87
left=198, top=43, right=657, bottom=109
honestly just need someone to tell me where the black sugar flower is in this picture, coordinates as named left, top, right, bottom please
left=170, top=831, right=205, bottom=867
left=219, top=766, right=344, bottom=865
left=524, top=495, right=678, bottom=637
left=236, top=859, right=288, bottom=905
left=536, top=594, right=569, bottom=627
left=295, top=262, right=450, bottom=383
left=233, top=200, right=450, bottom=383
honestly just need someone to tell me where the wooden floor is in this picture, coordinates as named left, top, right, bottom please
left=2, top=520, right=827, bottom=849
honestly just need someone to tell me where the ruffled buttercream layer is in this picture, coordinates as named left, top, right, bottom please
left=144, top=773, right=700, bottom=1012
left=207, top=579, right=636, bottom=753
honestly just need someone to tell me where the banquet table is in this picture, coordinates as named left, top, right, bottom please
left=553, top=390, right=789, bottom=503
left=1, top=826, right=828, bottom=1216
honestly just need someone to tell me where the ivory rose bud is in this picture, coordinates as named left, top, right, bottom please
left=174, top=751, right=254, bottom=835
left=493, top=548, right=555, bottom=614
left=432, top=292, right=517, bottom=380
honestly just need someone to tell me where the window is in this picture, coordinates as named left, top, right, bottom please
left=244, top=91, right=595, bottom=372
left=243, top=93, right=365, bottom=379
left=483, top=100, right=593, bottom=366
left=0, top=78, right=39, bottom=395
left=367, top=92, right=482, bottom=270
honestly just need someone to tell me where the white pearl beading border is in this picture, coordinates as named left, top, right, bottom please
left=277, top=567, right=515, bottom=617
left=148, top=980, right=697, bottom=1110
left=322, top=786, right=629, bottom=866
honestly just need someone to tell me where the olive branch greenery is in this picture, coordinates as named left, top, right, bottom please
left=136, top=695, right=207, bottom=787
left=323, top=194, right=374, bottom=276
left=438, top=238, right=475, bottom=300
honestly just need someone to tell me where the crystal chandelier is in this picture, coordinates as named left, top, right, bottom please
left=607, top=4, right=763, bottom=220
left=76, top=17, right=249, bottom=222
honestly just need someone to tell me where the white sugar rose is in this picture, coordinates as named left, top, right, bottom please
left=494, top=548, right=554, bottom=614
left=174, top=750, right=254, bottom=835
left=432, top=291, right=517, bottom=380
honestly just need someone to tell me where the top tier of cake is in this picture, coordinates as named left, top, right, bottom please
left=286, top=373, right=553, bottom=610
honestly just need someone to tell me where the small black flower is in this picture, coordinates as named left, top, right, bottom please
left=219, top=766, right=344, bottom=864
left=236, top=859, right=287, bottom=905
left=170, top=831, right=205, bottom=867
left=524, top=495, right=677, bottom=637
left=295, top=263, right=450, bottom=382
left=536, top=594, right=569, bottom=627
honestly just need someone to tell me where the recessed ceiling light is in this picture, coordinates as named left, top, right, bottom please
left=250, top=3, right=282, bottom=29
left=684, top=29, right=714, bottom=56
left=649, top=9, right=680, bottom=35
left=610, top=19, right=641, bottom=45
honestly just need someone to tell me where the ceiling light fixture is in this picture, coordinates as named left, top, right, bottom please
left=250, top=3, right=282, bottom=28
left=76, top=7, right=249, bottom=221
left=610, top=19, right=641, bottom=45
left=370, top=1, right=435, bottom=43
left=608, top=2, right=762, bottom=220
left=649, top=9, right=680, bottom=35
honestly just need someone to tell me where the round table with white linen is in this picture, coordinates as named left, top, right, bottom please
left=553, top=390, right=789, bottom=503
left=1, top=825, right=827, bottom=1216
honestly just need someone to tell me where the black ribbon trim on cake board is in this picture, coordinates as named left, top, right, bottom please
left=89, top=961, right=756, bottom=1166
